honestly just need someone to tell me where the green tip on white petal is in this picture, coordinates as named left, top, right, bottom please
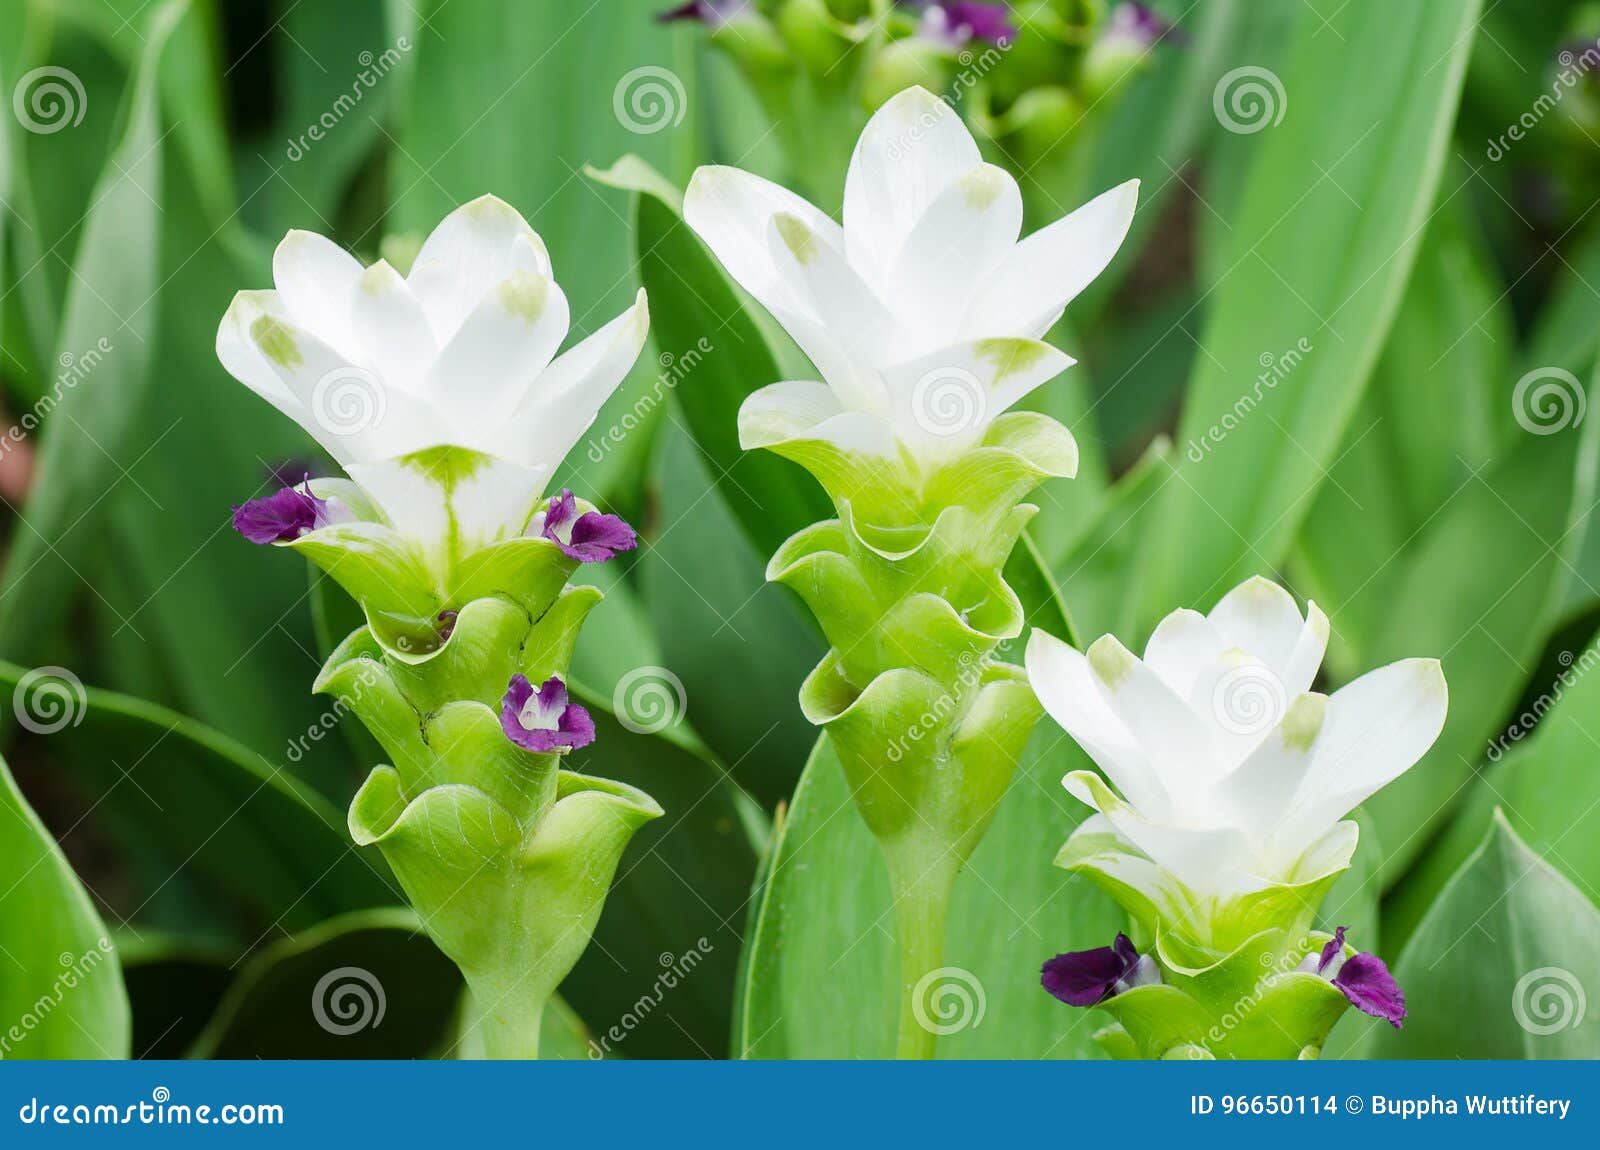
left=1279, top=693, right=1327, bottom=752
left=358, top=259, right=406, bottom=296
left=461, top=192, right=523, bottom=223
left=250, top=313, right=302, bottom=368
left=1087, top=634, right=1136, bottom=689
left=773, top=212, right=817, bottom=265
left=959, top=165, right=1009, bottom=211
left=495, top=270, right=551, bottom=323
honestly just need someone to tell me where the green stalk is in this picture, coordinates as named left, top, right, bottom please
left=887, top=854, right=959, bottom=1060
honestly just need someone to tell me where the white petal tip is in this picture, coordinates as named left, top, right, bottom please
left=1087, top=634, right=1136, bottom=689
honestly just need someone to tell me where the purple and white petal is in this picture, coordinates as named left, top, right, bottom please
left=1041, top=932, right=1155, bottom=1006
left=232, top=485, right=330, bottom=544
left=500, top=673, right=596, bottom=753
left=538, top=488, right=639, bottom=563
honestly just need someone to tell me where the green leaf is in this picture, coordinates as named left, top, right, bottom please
left=737, top=729, right=1124, bottom=1058
left=1385, top=622, right=1600, bottom=950
left=1368, top=813, right=1600, bottom=1058
left=1361, top=362, right=1599, bottom=879
left=0, top=660, right=395, bottom=936
left=1295, top=188, right=1515, bottom=677
left=639, top=421, right=826, bottom=806
left=0, top=751, right=130, bottom=1058
left=0, top=0, right=181, bottom=663
left=190, top=907, right=447, bottom=1058
left=557, top=697, right=762, bottom=1060
left=1130, top=0, right=1482, bottom=637
left=116, top=930, right=234, bottom=1059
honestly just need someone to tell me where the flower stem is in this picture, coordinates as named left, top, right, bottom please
left=466, top=982, right=547, bottom=1060
left=888, top=853, right=959, bottom=1060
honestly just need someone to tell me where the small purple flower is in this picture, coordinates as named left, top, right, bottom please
left=500, top=674, right=596, bottom=754
left=902, top=1, right=1015, bottom=47
left=1104, top=2, right=1176, bottom=48
left=1042, top=933, right=1160, bottom=1006
left=437, top=610, right=459, bottom=644
left=538, top=489, right=638, bottom=563
left=232, top=484, right=330, bottom=544
left=1299, top=926, right=1407, bottom=1028
left=657, top=0, right=746, bottom=26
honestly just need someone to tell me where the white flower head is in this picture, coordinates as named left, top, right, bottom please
left=217, top=195, right=649, bottom=548
left=1026, top=576, right=1447, bottom=939
left=684, top=86, right=1137, bottom=470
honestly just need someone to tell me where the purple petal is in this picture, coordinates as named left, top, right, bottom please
left=562, top=511, right=639, bottom=563
left=232, top=485, right=328, bottom=544
left=1041, top=933, right=1141, bottom=1006
left=539, top=489, right=638, bottom=563
left=656, top=0, right=706, bottom=20
left=437, top=610, right=459, bottom=643
left=499, top=674, right=596, bottom=753
left=944, top=2, right=1014, bottom=43
left=543, top=489, right=580, bottom=535
left=1317, top=925, right=1348, bottom=975
left=657, top=0, right=744, bottom=24
left=1333, top=953, right=1407, bottom=1028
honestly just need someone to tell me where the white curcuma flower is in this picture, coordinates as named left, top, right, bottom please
left=684, top=85, right=1137, bottom=470
left=1026, top=576, right=1448, bottom=944
left=216, top=195, right=648, bottom=550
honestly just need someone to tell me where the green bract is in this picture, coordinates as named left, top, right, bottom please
left=1093, top=928, right=1353, bottom=1060
left=309, top=515, right=660, bottom=1059
left=758, top=412, right=1074, bottom=1057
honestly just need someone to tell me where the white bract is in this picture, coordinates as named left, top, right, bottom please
left=1026, top=576, right=1447, bottom=932
left=216, top=195, right=648, bottom=547
left=684, top=85, right=1137, bottom=467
